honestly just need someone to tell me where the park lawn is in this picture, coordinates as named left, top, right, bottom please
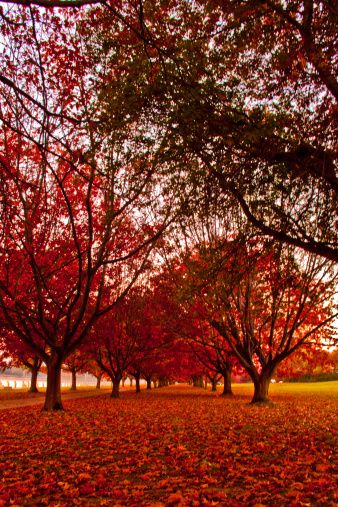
left=230, top=380, right=338, bottom=397
left=0, top=385, right=337, bottom=507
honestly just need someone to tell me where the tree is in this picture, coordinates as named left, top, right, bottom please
left=187, top=325, right=238, bottom=396
left=85, top=359, right=106, bottom=389
left=276, top=344, right=336, bottom=380
left=203, top=0, right=338, bottom=262
left=125, top=286, right=170, bottom=393
left=63, top=350, right=89, bottom=391
left=88, top=287, right=159, bottom=398
left=0, top=7, right=171, bottom=410
left=89, top=0, right=337, bottom=261
left=0, top=323, right=44, bottom=392
left=1, top=0, right=336, bottom=410
left=186, top=1, right=336, bottom=261
left=1, top=1, right=336, bottom=262
left=179, top=238, right=337, bottom=403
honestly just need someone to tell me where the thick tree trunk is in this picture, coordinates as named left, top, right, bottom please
left=222, top=367, right=233, bottom=396
left=28, top=361, right=39, bottom=393
left=70, top=369, right=77, bottom=391
left=211, top=377, right=218, bottom=392
left=251, top=371, right=274, bottom=404
left=135, top=374, right=141, bottom=393
left=96, top=375, right=101, bottom=389
left=111, top=378, right=121, bottom=398
left=146, top=377, right=151, bottom=390
left=43, top=352, right=63, bottom=411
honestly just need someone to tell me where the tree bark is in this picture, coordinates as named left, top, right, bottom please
left=211, top=377, right=218, bottom=392
left=111, top=378, right=121, bottom=398
left=146, top=377, right=151, bottom=390
left=95, top=375, right=101, bottom=389
left=129, top=377, right=133, bottom=387
left=221, top=367, right=233, bottom=396
left=43, top=352, right=63, bottom=411
left=70, top=369, right=77, bottom=390
left=251, top=371, right=274, bottom=404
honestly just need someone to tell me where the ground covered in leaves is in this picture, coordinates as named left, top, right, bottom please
left=0, top=384, right=337, bottom=506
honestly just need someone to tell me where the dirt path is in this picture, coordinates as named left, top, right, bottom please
left=0, top=387, right=112, bottom=410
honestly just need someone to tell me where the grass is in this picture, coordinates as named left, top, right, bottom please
left=230, top=380, right=338, bottom=397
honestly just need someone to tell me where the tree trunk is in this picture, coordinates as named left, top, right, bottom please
left=211, top=377, right=217, bottom=392
left=146, top=377, right=151, bottom=390
left=122, top=377, right=125, bottom=387
left=111, top=378, right=121, bottom=398
left=251, top=371, right=274, bottom=404
left=129, top=377, right=133, bottom=387
left=28, top=360, right=40, bottom=393
left=221, top=367, right=233, bottom=396
left=135, top=374, right=141, bottom=393
left=96, top=375, right=101, bottom=389
left=70, top=369, right=77, bottom=391
left=43, top=352, right=63, bottom=411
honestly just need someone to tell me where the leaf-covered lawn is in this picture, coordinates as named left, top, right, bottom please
left=0, top=385, right=337, bottom=506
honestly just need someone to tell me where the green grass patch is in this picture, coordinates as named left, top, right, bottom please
left=229, top=380, right=338, bottom=398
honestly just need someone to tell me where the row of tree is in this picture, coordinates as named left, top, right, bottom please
left=0, top=0, right=337, bottom=409
left=2, top=231, right=337, bottom=405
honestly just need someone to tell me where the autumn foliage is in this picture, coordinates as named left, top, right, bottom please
left=0, top=0, right=337, bottom=411
left=0, top=1, right=336, bottom=503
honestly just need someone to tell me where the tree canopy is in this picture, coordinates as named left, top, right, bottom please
left=0, top=0, right=337, bottom=409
